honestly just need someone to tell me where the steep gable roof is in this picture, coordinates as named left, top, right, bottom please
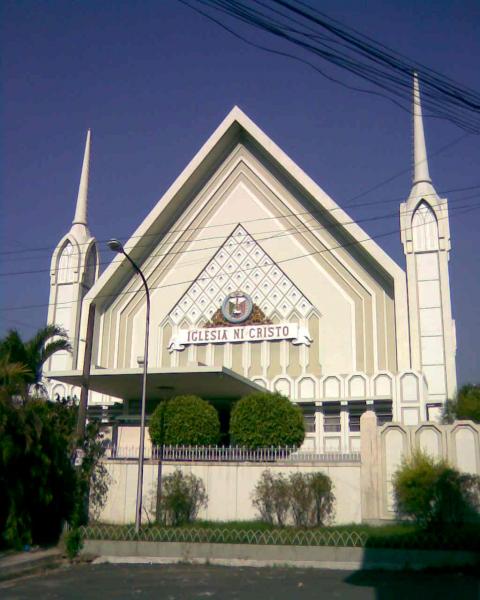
left=86, top=106, right=404, bottom=307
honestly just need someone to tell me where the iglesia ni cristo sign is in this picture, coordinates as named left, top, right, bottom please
left=168, top=323, right=312, bottom=352
left=168, top=291, right=312, bottom=352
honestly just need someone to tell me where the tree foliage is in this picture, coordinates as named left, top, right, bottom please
left=0, top=326, right=71, bottom=398
left=393, top=450, right=480, bottom=528
left=149, top=395, right=221, bottom=446
left=444, top=384, right=480, bottom=424
left=229, top=392, right=305, bottom=449
left=0, top=395, right=76, bottom=547
left=0, top=393, right=110, bottom=549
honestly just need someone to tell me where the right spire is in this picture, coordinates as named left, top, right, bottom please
left=412, top=73, right=432, bottom=185
left=73, top=129, right=91, bottom=227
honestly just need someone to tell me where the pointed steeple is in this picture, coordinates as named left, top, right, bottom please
left=412, top=73, right=432, bottom=185
left=73, top=129, right=91, bottom=227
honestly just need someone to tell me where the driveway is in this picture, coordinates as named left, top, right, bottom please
left=0, top=563, right=478, bottom=599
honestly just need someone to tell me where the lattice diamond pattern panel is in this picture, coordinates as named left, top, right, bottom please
left=169, top=225, right=313, bottom=326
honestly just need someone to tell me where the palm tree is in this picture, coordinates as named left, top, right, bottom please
left=0, top=324, right=71, bottom=398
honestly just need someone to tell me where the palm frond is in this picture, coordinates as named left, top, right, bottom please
left=0, top=359, right=32, bottom=396
left=40, top=338, right=72, bottom=366
left=26, top=324, right=69, bottom=355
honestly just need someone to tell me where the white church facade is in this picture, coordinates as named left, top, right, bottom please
left=45, top=76, right=457, bottom=453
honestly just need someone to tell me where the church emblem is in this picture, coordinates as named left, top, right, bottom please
left=221, top=291, right=253, bottom=324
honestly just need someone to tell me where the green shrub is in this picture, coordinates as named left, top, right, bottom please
left=309, top=472, right=335, bottom=526
left=149, top=395, right=220, bottom=446
left=393, top=450, right=480, bottom=528
left=158, top=470, right=208, bottom=526
left=64, top=527, right=83, bottom=559
left=289, top=472, right=312, bottom=527
left=229, top=392, right=304, bottom=449
left=289, top=472, right=334, bottom=527
left=252, top=470, right=335, bottom=527
left=252, top=471, right=290, bottom=526
left=0, top=397, right=77, bottom=549
left=0, top=394, right=110, bottom=550
left=444, top=384, right=480, bottom=424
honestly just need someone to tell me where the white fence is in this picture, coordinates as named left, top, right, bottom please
left=106, top=444, right=361, bottom=463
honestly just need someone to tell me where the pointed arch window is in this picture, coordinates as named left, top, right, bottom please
left=412, top=201, right=439, bottom=252
left=57, top=241, right=76, bottom=283
left=84, top=247, right=97, bottom=289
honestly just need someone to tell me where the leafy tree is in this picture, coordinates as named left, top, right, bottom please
left=149, top=395, right=221, bottom=446
left=0, top=326, right=71, bottom=398
left=0, top=359, right=31, bottom=397
left=444, top=384, right=480, bottom=424
left=229, top=392, right=305, bottom=449
left=393, top=450, right=480, bottom=529
left=0, top=396, right=76, bottom=548
left=0, top=393, right=110, bottom=549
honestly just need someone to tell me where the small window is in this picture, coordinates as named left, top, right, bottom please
left=349, top=413, right=361, bottom=432
left=376, top=410, right=393, bottom=425
left=303, top=414, right=316, bottom=433
left=324, top=413, right=341, bottom=433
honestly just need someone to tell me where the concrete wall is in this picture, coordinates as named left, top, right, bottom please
left=360, top=412, right=480, bottom=521
left=96, top=416, right=479, bottom=526
left=98, top=460, right=361, bottom=525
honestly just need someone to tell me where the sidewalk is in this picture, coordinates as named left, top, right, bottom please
left=0, top=547, right=65, bottom=581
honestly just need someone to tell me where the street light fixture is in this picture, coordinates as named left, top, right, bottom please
left=108, top=238, right=150, bottom=533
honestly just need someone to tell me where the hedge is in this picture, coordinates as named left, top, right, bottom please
left=149, top=395, right=221, bottom=446
left=229, top=392, right=304, bottom=449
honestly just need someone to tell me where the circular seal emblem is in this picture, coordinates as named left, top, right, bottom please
left=221, top=291, right=253, bottom=324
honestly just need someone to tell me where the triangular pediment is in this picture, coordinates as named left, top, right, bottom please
left=86, top=106, right=404, bottom=310
left=169, top=225, right=313, bottom=327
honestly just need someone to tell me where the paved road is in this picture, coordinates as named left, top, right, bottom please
left=0, top=563, right=478, bottom=599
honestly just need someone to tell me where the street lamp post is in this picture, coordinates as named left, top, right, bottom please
left=108, top=239, right=150, bottom=533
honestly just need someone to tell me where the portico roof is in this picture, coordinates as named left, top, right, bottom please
left=46, top=365, right=264, bottom=402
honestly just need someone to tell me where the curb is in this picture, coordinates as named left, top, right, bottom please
left=83, top=540, right=480, bottom=572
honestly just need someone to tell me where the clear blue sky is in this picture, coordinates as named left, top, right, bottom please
left=1, top=1, right=479, bottom=385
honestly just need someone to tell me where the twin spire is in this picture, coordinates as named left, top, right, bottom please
left=67, top=76, right=432, bottom=235
left=69, top=129, right=92, bottom=242
left=412, top=73, right=432, bottom=186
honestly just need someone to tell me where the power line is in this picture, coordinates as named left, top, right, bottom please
left=1, top=178, right=478, bottom=262
left=1, top=193, right=478, bottom=278
left=0, top=200, right=477, bottom=314
left=183, top=0, right=480, bottom=132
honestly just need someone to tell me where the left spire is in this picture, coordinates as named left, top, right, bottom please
left=73, top=129, right=91, bottom=227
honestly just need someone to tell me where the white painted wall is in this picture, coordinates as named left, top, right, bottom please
left=97, top=461, right=361, bottom=525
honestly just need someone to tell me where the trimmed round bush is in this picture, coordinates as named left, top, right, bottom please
left=229, top=392, right=305, bottom=449
left=149, top=395, right=220, bottom=446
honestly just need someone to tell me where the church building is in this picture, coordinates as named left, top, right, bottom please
left=45, top=76, right=457, bottom=453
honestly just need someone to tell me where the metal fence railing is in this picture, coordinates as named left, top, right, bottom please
left=79, top=523, right=480, bottom=551
left=105, top=445, right=361, bottom=463
left=80, top=524, right=367, bottom=547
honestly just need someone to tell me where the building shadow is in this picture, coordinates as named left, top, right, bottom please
left=344, top=562, right=479, bottom=600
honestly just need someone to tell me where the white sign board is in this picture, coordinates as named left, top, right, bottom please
left=168, top=323, right=312, bottom=352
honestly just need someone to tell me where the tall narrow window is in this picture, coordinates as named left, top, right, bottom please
left=84, top=248, right=97, bottom=289
left=412, top=202, right=439, bottom=251
left=57, top=242, right=75, bottom=283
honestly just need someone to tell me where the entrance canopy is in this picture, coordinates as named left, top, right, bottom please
left=46, top=366, right=264, bottom=403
